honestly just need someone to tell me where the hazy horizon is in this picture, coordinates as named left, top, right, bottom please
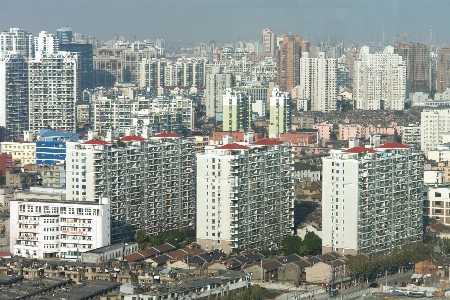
left=1, top=0, right=450, bottom=45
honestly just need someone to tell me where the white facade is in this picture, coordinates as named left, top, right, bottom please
left=299, top=52, right=337, bottom=112
left=353, top=46, right=406, bottom=110
left=0, top=28, right=33, bottom=58
left=34, top=31, right=58, bottom=59
left=262, top=28, right=276, bottom=55
left=222, top=89, right=252, bottom=132
left=423, top=185, right=450, bottom=226
left=10, top=197, right=110, bottom=259
left=28, top=52, right=78, bottom=133
left=427, top=144, right=450, bottom=162
left=205, top=68, right=233, bottom=117
left=322, top=142, right=424, bottom=255
left=196, top=140, right=294, bottom=253
left=421, top=108, right=450, bottom=152
left=402, top=125, right=421, bottom=146
left=0, top=142, right=36, bottom=166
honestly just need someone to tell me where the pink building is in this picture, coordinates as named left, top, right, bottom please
left=364, top=125, right=396, bottom=138
left=338, top=124, right=364, bottom=140
left=313, top=122, right=333, bottom=140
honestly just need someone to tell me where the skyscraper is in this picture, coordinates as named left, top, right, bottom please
left=277, top=34, right=302, bottom=94
left=353, top=46, right=406, bottom=110
left=56, top=26, right=73, bottom=44
left=0, top=52, right=29, bottom=140
left=262, top=28, right=276, bottom=56
left=59, top=43, right=94, bottom=91
left=394, top=42, right=431, bottom=93
left=436, top=46, right=450, bottom=94
left=205, top=67, right=233, bottom=118
left=34, top=31, right=59, bottom=59
left=299, top=52, right=337, bottom=112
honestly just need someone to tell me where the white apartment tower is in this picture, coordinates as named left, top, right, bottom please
left=0, top=28, right=33, bottom=58
left=34, top=31, right=59, bottom=59
left=66, top=133, right=196, bottom=244
left=353, top=46, right=406, bottom=110
left=28, top=51, right=78, bottom=133
left=421, top=108, right=450, bottom=153
left=205, top=67, right=233, bottom=118
left=269, top=87, right=292, bottom=138
left=0, top=52, right=29, bottom=140
left=196, top=138, right=294, bottom=253
left=322, top=142, right=424, bottom=255
left=299, top=52, right=337, bottom=112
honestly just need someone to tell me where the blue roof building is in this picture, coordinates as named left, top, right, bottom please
left=36, top=129, right=80, bottom=165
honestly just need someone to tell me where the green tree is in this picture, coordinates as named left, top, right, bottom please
left=282, top=236, right=302, bottom=255
left=302, top=232, right=322, bottom=255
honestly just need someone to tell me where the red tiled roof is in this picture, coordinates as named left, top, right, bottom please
left=153, top=132, right=180, bottom=138
left=217, top=143, right=250, bottom=150
left=83, top=139, right=109, bottom=145
left=121, top=135, right=146, bottom=142
left=343, top=146, right=376, bottom=154
left=377, top=142, right=410, bottom=149
left=252, top=138, right=283, bottom=146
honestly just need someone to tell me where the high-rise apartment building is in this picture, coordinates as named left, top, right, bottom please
left=394, top=42, right=431, bottom=93
left=0, top=52, right=29, bottom=140
left=353, top=46, right=406, bottom=110
left=56, top=27, right=73, bottom=44
left=28, top=52, right=78, bottom=134
left=0, top=28, right=33, bottom=58
left=277, top=35, right=302, bottom=94
left=421, top=108, right=450, bottom=152
left=269, top=88, right=291, bottom=138
left=205, top=67, right=233, bottom=118
left=222, top=89, right=253, bottom=132
left=196, top=138, right=294, bottom=253
left=436, top=46, right=450, bottom=94
left=34, top=31, right=59, bottom=59
left=299, top=52, right=337, bottom=112
left=262, top=28, right=276, bottom=56
left=322, top=142, right=424, bottom=255
left=66, top=133, right=196, bottom=243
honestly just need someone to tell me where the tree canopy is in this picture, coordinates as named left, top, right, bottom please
left=281, top=232, right=322, bottom=256
left=135, top=229, right=196, bottom=250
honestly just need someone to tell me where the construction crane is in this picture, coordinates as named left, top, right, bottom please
left=397, top=32, right=429, bottom=43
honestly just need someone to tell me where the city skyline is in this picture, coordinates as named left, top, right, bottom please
left=1, top=0, right=449, bottom=45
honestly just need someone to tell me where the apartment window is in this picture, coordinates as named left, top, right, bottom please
left=335, top=205, right=338, bottom=209
left=435, top=209, right=442, bottom=214
left=435, top=192, right=442, bottom=197
left=435, top=201, right=442, bottom=206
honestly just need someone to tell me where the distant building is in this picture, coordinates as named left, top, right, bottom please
left=0, top=28, right=33, bottom=58
left=269, top=88, right=292, bottom=138
left=0, top=141, right=36, bottom=166
left=277, top=34, right=302, bottom=94
left=262, top=28, right=276, bottom=56
left=222, top=89, right=253, bottom=132
left=421, top=108, right=450, bottom=152
left=402, top=125, right=421, bottom=146
left=59, top=43, right=94, bottom=91
left=0, top=153, right=12, bottom=176
left=436, top=46, right=450, bottom=93
left=205, top=67, right=233, bottom=118
left=56, top=27, right=73, bottom=44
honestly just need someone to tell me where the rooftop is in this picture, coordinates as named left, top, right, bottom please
left=83, top=139, right=109, bottom=145
left=378, top=142, right=411, bottom=149
left=343, top=146, right=377, bottom=154
left=153, top=132, right=180, bottom=138
left=216, top=143, right=250, bottom=150
left=121, top=135, right=146, bottom=142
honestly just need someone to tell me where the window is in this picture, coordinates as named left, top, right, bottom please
left=435, top=192, right=442, bottom=197
left=435, top=209, right=442, bottom=214
left=435, top=201, right=442, bottom=206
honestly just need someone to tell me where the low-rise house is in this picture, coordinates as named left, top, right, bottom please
left=242, top=259, right=283, bottom=282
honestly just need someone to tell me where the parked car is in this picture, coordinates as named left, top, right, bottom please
left=369, top=282, right=379, bottom=288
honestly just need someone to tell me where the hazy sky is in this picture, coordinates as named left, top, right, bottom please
left=1, top=0, right=450, bottom=45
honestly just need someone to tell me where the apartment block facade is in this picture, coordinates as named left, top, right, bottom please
left=66, top=133, right=196, bottom=244
left=196, top=138, right=294, bottom=253
left=28, top=52, right=78, bottom=133
left=0, top=52, right=29, bottom=140
left=10, top=197, right=110, bottom=259
left=299, top=52, right=337, bottom=112
left=222, top=89, right=253, bottom=132
left=0, top=28, right=33, bottom=58
left=421, top=108, right=450, bottom=152
left=437, top=46, right=450, bottom=93
left=322, top=142, right=424, bottom=255
left=269, top=88, right=291, bottom=138
left=277, top=35, right=302, bottom=94
left=353, top=46, right=406, bottom=110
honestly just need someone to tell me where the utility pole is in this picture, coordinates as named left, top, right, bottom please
left=385, top=269, right=388, bottom=287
